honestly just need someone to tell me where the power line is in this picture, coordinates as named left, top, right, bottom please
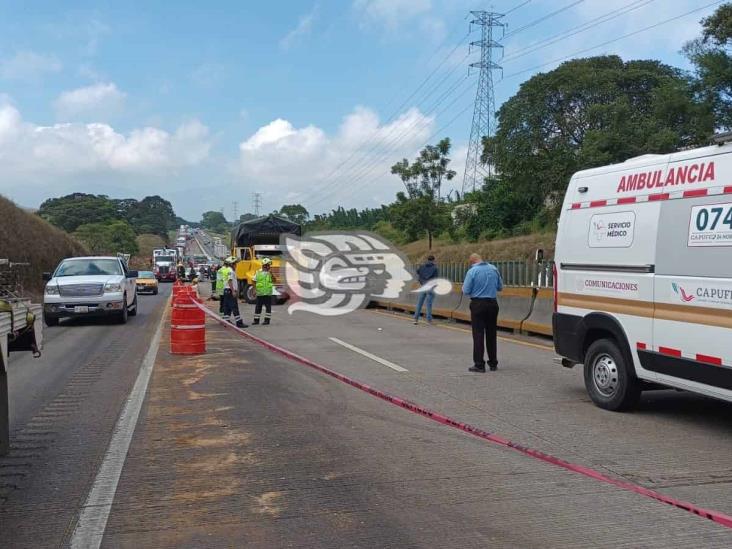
left=503, top=0, right=656, bottom=62
left=307, top=73, right=477, bottom=209
left=504, top=0, right=585, bottom=38
left=311, top=0, right=721, bottom=213
left=306, top=51, right=474, bottom=203
left=311, top=31, right=473, bottom=194
left=313, top=77, right=478, bottom=209
left=504, top=0, right=532, bottom=16
left=503, top=0, right=724, bottom=80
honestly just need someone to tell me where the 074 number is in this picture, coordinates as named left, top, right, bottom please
left=695, top=206, right=732, bottom=232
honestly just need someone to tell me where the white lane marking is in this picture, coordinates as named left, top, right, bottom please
left=69, top=306, right=166, bottom=549
left=328, top=337, right=408, bottom=372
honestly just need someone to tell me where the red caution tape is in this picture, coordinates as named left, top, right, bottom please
left=194, top=302, right=732, bottom=530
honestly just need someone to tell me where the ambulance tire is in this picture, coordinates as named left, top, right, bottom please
left=584, top=339, right=640, bottom=412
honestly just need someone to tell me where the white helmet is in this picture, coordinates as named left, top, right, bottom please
left=261, top=257, right=272, bottom=266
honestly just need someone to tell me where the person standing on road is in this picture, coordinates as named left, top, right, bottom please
left=252, top=257, right=275, bottom=325
left=413, top=254, right=438, bottom=325
left=220, top=257, right=247, bottom=328
left=462, top=253, right=503, bottom=372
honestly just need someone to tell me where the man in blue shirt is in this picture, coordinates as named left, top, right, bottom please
left=462, top=253, right=503, bottom=372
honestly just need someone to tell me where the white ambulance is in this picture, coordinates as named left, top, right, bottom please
left=553, top=136, right=732, bottom=411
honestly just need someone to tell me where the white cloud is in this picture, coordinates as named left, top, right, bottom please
left=280, top=5, right=318, bottom=50
left=238, top=106, right=437, bottom=213
left=54, top=82, right=126, bottom=121
left=354, top=0, right=432, bottom=30
left=0, top=51, right=62, bottom=81
left=0, top=100, right=210, bottom=179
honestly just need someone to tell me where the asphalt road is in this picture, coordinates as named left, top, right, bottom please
left=3, top=288, right=732, bottom=547
left=103, top=304, right=732, bottom=547
left=0, top=283, right=171, bottom=547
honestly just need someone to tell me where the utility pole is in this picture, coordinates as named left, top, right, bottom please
left=462, top=10, right=505, bottom=194
left=252, top=193, right=262, bottom=217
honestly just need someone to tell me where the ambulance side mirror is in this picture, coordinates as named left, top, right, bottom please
left=535, top=249, right=544, bottom=264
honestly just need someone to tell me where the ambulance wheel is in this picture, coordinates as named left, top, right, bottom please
left=584, top=339, right=640, bottom=412
left=244, top=284, right=257, bottom=304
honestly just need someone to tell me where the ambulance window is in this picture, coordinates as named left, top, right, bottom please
left=655, top=197, right=732, bottom=278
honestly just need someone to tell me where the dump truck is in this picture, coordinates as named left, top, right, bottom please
left=230, top=215, right=302, bottom=303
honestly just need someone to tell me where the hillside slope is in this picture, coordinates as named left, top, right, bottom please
left=0, top=195, right=88, bottom=298
left=401, top=233, right=556, bottom=264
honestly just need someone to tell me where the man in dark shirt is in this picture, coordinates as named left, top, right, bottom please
left=414, top=255, right=438, bottom=325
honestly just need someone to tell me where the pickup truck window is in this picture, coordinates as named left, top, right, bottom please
left=55, top=259, right=123, bottom=277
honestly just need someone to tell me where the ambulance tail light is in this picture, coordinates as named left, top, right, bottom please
left=552, top=262, right=558, bottom=313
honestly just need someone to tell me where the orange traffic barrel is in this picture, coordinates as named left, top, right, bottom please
left=170, top=295, right=205, bottom=354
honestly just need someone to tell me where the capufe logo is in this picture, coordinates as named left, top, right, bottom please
left=616, top=162, right=715, bottom=193
left=672, top=283, right=695, bottom=303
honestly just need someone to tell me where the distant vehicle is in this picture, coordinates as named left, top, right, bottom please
left=42, top=256, right=138, bottom=326
left=135, top=271, right=159, bottom=295
left=230, top=214, right=301, bottom=303
left=553, top=138, right=732, bottom=411
left=153, top=251, right=177, bottom=282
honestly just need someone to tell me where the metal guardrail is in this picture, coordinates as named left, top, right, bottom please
left=417, top=260, right=554, bottom=287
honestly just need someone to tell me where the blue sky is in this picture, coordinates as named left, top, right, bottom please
left=0, top=0, right=722, bottom=221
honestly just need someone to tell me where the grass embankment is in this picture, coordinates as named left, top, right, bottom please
left=0, top=195, right=88, bottom=299
left=130, top=234, right=167, bottom=270
left=401, top=233, right=556, bottom=264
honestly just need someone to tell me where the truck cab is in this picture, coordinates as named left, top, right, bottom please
left=233, top=244, right=285, bottom=303
left=229, top=214, right=302, bottom=304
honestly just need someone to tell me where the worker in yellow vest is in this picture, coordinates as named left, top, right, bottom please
left=220, top=257, right=247, bottom=328
left=252, top=257, right=275, bottom=325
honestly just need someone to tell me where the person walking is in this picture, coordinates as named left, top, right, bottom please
left=219, top=257, right=247, bottom=328
left=462, top=253, right=503, bottom=372
left=252, top=257, right=275, bottom=325
left=413, top=255, right=438, bottom=325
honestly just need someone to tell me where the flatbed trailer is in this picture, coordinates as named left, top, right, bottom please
left=0, top=298, right=43, bottom=455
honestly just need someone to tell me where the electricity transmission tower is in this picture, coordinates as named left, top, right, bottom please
left=232, top=201, right=238, bottom=221
left=462, top=11, right=505, bottom=194
left=252, top=193, right=262, bottom=216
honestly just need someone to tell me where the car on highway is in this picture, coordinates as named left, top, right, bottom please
left=42, top=256, right=138, bottom=326
left=135, top=271, right=159, bottom=295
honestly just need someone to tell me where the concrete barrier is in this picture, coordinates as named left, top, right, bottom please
left=452, top=285, right=533, bottom=332
left=371, top=284, right=553, bottom=337
left=521, top=288, right=553, bottom=336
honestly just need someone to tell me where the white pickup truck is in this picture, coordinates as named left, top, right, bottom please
left=42, top=256, right=139, bottom=326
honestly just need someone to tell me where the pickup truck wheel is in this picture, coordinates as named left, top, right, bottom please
left=244, top=284, right=257, bottom=304
left=44, top=314, right=59, bottom=327
left=117, top=296, right=129, bottom=324
left=129, top=293, right=138, bottom=316
left=584, top=339, right=640, bottom=412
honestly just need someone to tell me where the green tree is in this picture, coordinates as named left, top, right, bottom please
left=390, top=138, right=455, bottom=249
left=38, top=193, right=119, bottom=232
left=73, top=220, right=139, bottom=255
left=126, top=195, right=176, bottom=237
left=684, top=3, right=732, bottom=130
left=485, top=55, right=713, bottom=225
left=278, top=204, right=310, bottom=225
left=201, top=210, right=230, bottom=233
